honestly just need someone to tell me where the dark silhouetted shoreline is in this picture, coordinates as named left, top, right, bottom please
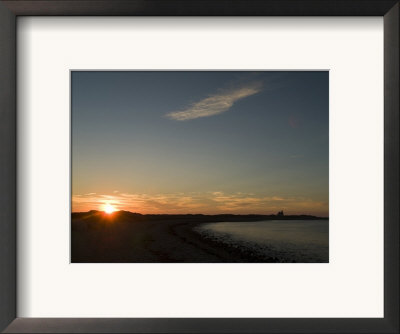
left=71, top=210, right=328, bottom=263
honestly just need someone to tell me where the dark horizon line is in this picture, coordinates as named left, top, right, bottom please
left=71, top=209, right=329, bottom=219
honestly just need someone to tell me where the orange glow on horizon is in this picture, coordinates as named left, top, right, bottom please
left=71, top=192, right=328, bottom=217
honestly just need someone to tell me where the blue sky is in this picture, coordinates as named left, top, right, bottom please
left=72, top=71, right=328, bottom=216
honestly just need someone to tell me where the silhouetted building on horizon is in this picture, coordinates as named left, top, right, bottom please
left=277, top=210, right=284, bottom=216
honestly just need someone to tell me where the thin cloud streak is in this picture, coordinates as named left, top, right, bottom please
left=166, top=82, right=262, bottom=121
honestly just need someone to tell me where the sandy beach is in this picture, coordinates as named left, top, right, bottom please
left=71, top=211, right=327, bottom=263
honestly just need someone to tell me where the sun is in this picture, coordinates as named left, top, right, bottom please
left=104, top=203, right=116, bottom=214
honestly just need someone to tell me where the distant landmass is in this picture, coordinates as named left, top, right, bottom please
left=72, top=209, right=328, bottom=222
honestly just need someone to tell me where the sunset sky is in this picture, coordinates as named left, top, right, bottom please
left=71, top=71, right=328, bottom=216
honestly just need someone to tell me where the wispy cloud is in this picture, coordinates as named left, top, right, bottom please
left=166, top=82, right=262, bottom=121
left=210, top=192, right=327, bottom=214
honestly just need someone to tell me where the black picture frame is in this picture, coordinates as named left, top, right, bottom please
left=0, top=1, right=398, bottom=333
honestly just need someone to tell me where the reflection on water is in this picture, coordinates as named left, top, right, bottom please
left=195, top=220, right=329, bottom=263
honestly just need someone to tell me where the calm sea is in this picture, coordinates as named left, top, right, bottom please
left=195, top=220, right=329, bottom=263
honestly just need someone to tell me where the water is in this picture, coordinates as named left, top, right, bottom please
left=195, top=220, right=329, bottom=263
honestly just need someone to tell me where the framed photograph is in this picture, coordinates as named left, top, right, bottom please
left=0, top=1, right=398, bottom=333
left=71, top=70, right=329, bottom=264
